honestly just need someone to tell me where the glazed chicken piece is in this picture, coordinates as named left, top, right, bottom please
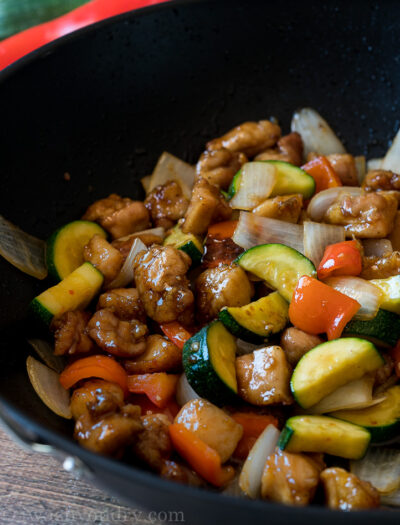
left=363, top=169, right=400, bottom=193
left=83, top=234, right=123, bottom=286
left=374, top=353, right=394, bottom=387
left=201, top=236, right=244, bottom=268
left=83, top=193, right=150, bottom=239
left=236, top=346, right=293, bottom=405
left=325, top=154, right=359, bottom=186
left=97, top=288, right=146, bottom=322
left=252, top=194, right=303, bottom=223
left=112, top=231, right=164, bottom=258
left=133, top=244, right=194, bottom=325
left=87, top=309, right=147, bottom=357
left=206, top=120, right=281, bottom=157
left=160, top=460, right=205, bottom=487
left=196, top=148, right=247, bottom=189
left=123, top=334, right=182, bottom=374
left=323, top=191, right=397, bottom=238
left=182, top=177, right=232, bottom=235
left=280, top=327, right=323, bottom=366
left=52, top=311, right=94, bottom=356
left=70, top=380, right=142, bottom=456
left=360, top=251, right=400, bottom=279
left=255, top=132, right=303, bottom=166
left=321, top=467, right=380, bottom=511
left=261, top=449, right=324, bottom=506
left=132, top=413, right=172, bottom=472
left=195, top=265, right=253, bottom=323
left=144, top=180, right=189, bottom=230
left=389, top=211, right=400, bottom=251
left=175, top=399, right=243, bottom=462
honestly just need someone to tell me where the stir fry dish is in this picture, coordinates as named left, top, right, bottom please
left=4, top=107, right=400, bottom=512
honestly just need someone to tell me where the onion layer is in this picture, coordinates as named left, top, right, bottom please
left=148, top=152, right=195, bottom=199
left=351, top=448, right=400, bottom=496
left=303, top=221, right=345, bottom=267
left=107, top=238, right=147, bottom=289
left=307, top=186, right=363, bottom=222
left=362, top=238, right=393, bottom=258
left=230, top=162, right=277, bottom=210
left=176, top=373, right=200, bottom=406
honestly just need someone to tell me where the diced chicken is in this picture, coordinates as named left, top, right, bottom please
left=363, top=169, right=400, bottom=193
left=255, top=132, right=303, bottom=166
left=280, top=327, right=323, bottom=366
left=361, top=251, right=400, bottom=279
left=201, top=236, right=244, bottom=268
left=52, top=311, right=94, bottom=356
left=252, top=194, right=303, bottom=223
left=144, top=180, right=189, bottom=229
left=112, top=232, right=163, bottom=257
left=175, top=399, right=243, bottom=463
left=70, top=379, right=125, bottom=420
left=261, top=449, right=324, bottom=506
left=182, top=177, right=232, bottom=235
left=123, top=334, right=182, bottom=374
left=206, top=120, right=281, bottom=157
left=236, top=346, right=293, bottom=405
left=83, top=193, right=150, bottom=239
left=388, top=212, right=400, bottom=251
left=160, top=460, right=205, bottom=487
left=196, top=148, right=247, bottom=189
left=97, top=288, right=146, bottom=322
left=195, top=265, right=253, bottom=323
left=374, top=353, right=394, bottom=387
left=321, top=467, right=380, bottom=511
left=323, top=191, right=397, bottom=238
left=133, top=244, right=194, bottom=325
left=326, top=154, right=359, bottom=186
left=132, top=413, right=172, bottom=471
left=83, top=234, right=123, bottom=286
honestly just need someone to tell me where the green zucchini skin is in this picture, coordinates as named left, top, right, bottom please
left=343, top=308, right=400, bottom=348
left=219, top=308, right=264, bottom=343
left=29, top=298, right=54, bottom=326
left=178, top=241, right=202, bottom=266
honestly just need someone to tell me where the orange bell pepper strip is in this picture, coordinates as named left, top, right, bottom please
left=207, top=220, right=238, bottom=239
left=232, top=412, right=279, bottom=460
left=390, top=340, right=400, bottom=378
left=127, top=373, right=179, bottom=409
left=159, top=322, right=192, bottom=350
left=59, top=355, right=128, bottom=394
left=302, top=156, right=342, bottom=194
left=169, top=423, right=235, bottom=487
left=317, top=240, right=363, bottom=280
left=289, top=275, right=360, bottom=340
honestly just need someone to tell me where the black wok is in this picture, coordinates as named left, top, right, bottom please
left=0, top=1, right=399, bottom=523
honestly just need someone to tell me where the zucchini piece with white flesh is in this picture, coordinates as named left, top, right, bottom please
left=331, top=386, right=400, bottom=443
left=235, top=243, right=316, bottom=302
left=343, top=308, right=400, bottom=348
left=30, top=262, right=103, bottom=325
left=182, top=321, right=237, bottom=406
left=46, top=220, right=107, bottom=281
left=163, top=224, right=203, bottom=265
left=291, top=338, right=383, bottom=409
left=370, top=275, right=400, bottom=315
left=219, top=291, right=289, bottom=343
left=278, top=415, right=370, bottom=460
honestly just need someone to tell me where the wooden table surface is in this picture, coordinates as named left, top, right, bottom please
left=0, top=427, right=163, bottom=525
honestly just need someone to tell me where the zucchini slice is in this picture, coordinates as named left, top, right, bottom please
left=182, top=321, right=237, bottom=406
left=370, top=275, right=400, bottom=315
left=47, top=220, right=106, bottom=281
left=219, top=291, right=289, bottom=343
left=164, top=224, right=203, bottom=265
left=30, top=262, right=103, bottom=325
left=343, top=308, right=400, bottom=348
left=235, top=243, right=316, bottom=302
left=331, top=386, right=400, bottom=443
left=291, top=338, right=383, bottom=409
left=278, top=415, right=371, bottom=459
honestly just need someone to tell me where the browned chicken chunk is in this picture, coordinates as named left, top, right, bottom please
left=160, top=460, right=205, bottom=487
left=83, top=193, right=150, bottom=239
left=389, top=211, right=400, bottom=251
left=363, top=169, right=400, bottom=193
left=144, top=180, right=189, bottom=229
left=261, top=449, right=324, bottom=506
left=361, top=251, right=400, bottom=279
left=255, top=132, right=303, bottom=166
left=70, top=379, right=124, bottom=419
left=236, top=346, right=293, bottom=405
left=52, top=311, right=94, bottom=356
left=252, top=194, right=303, bottom=223
left=112, top=231, right=164, bottom=258
left=195, top=265, right=253, bottom=323
left=321, top=467, right=380, bottom=511
left=196, top=148, right=247, bottom=189
left=87, top=309, right=147, bottom=357
left=202, top=236, right=244, bottom=269
left=97, top=288, right=146, bottom=322
left=280, top=327, right=323, bottom=366
left=206, top=120, right=281, bottom=157
left=133, top=244, right=194, bottom=325
left=124, top=334, right=182, bottom=374
left=182, top=177, right=232, bottom=235
left=326, top=154, right=359, bottom=186
left=83, top=234, right=123, bottom=286
left=132, top=413, right=172, bottom=471
left=323, top=191, right=397, bottom=238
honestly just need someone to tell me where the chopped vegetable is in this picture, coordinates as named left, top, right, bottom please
left=354, top=156, right=366, bottom=184
left=301, top=156, right=342, bottom=193
left=307, top=186, right=362, bottom=222
left=263, top=160, right=315, bottom=199
left=163, top=224, right=203, bottom=266
left=175, top=373, right=200, bottom=406
left=147, top=152, right=195, bottom=199
left=107, top=238, right=146, bottom=289
left=232, top=413, right=279, bottom=460
left=289, top=275, right=360, bottom=340
left=362, top=238, right=393, bottom=258
left=169, top=423, right=235, bottom=487
left=351, top=448, right=400, bottom=495
left=343, top=308, right=400, bottom=348
left=127, top=373, right=179, bottom=409
left=317, top=240, right=362, bottom=280
left=160, top=321, right=192, bottom=350
left=230, top=162, right=277, bottom=210
left=303, top=221, right=345, bottom=268
left=27, top=338, right=66, bottom=373
left=367, top=158, right=383, bottom=171
left=59, top=355, right=128, bottom=394
left=382, top=127, right=400, bottom=172
left=370, top=275, right=400, bottom=315
left=207, top=220, right=238, bottom=239
left=391, top=340, right=400, bottom=377
left=141, top=175, right=151, bottom=193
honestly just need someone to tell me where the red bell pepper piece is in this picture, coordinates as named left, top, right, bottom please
left=127, top=373, right=179, bottom=408
left=231, top=412, right=279, bottom=460
left=317, top=240, right=363, bottom=280
left=159, top=322, right=192, bottom=350
left=207, top=220, right=238, bottom=239
left=289, top=275, right=360, bottom=340
left=302, top=156, right=342, bottom=194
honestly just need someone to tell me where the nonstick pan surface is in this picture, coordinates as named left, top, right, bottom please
left=0, top=1, right=399, bottom=523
